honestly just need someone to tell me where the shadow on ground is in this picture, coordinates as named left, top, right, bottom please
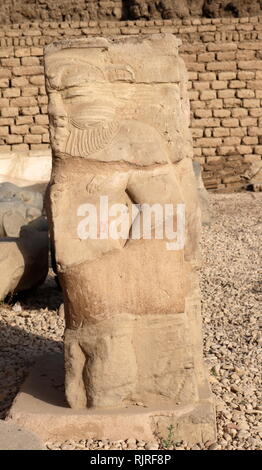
left=0, top=276, right=64, bottom=418
left=6, top=273, right=63, bottom=312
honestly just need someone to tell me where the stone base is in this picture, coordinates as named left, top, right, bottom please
left=7, top=354, right=216, bottom=445
left=0, top=420, right=45, bottom=450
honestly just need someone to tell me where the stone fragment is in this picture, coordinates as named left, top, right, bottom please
left=0, top=216, right=49, bottom=300
left=0, top=182, right=44, bottom=237
left=0, top=202, right=27, bottom=237
left=0, top=150, right=52, bottom=187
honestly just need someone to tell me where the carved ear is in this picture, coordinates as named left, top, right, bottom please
left=3, top=211, right=26, bottom=238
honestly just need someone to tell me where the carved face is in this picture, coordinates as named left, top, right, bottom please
left=62, top=83, right=118, bottom=128
left=45, top=51, right=125, bottom=154
left=45, top=39, right=189, bottom=161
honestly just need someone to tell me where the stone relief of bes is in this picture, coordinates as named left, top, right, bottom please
left=43, top=40, right=206, bottom=410
left=45, top=47, right=199, bottom=275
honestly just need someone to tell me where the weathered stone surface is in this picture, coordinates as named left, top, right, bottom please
left=44, top=34, right=215, bottom=442
left=0, top=217, right=48, bottom=300
left=0, top=151, right=52, bottom=187
left=193, top=161, right=210, bottom=226
left=0, top=420, right=45, bottom=450
left=0, top=182, right=43, bottom=237
left=0, top=182, right=43, bottom=210
left=7, top=353, right=216, bottom=445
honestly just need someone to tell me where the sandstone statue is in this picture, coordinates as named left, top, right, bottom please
left=0, top=217, right=49, bottom=301
left=45, top=34, right=215, bottom=442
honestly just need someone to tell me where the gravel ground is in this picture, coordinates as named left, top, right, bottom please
left=0, top=193, right=261, bottom=450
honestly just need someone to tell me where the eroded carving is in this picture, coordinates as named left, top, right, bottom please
left=45, top=35, right=215, bottom=443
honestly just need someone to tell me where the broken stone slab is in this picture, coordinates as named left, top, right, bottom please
left=0, top=182, right=43, bottom=210
left=0, top=182, right=44, bottom=237
left=0, top=420, right=45, bottom=450
left=0, top=150, right=52, bottom=187
left=0, top=201, right=27, bottom=238
left=193, top=161, right=211, bottom=226
left=0, top=217, right=49, bottom=301
left=7, top=353, right=216, bottom=445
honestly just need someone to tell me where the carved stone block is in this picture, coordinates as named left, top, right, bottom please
left=44, top=35, right=216, bottom=443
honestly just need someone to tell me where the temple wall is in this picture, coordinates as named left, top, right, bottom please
left=1, top=16, right=262, bottom=190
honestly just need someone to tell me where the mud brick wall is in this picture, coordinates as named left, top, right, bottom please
left=1, top=17, right=262, bottom=190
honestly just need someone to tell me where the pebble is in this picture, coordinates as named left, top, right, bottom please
left=236, top=422, right=249, bottom=431
left=126, top=438, right=136, bottom=446
left=12, top=302, right=22, bottom=313
left=145, top=442, right=159, bottom=450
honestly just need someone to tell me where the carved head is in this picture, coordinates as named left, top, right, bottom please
left=44, top=36, right=186, bottom=159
